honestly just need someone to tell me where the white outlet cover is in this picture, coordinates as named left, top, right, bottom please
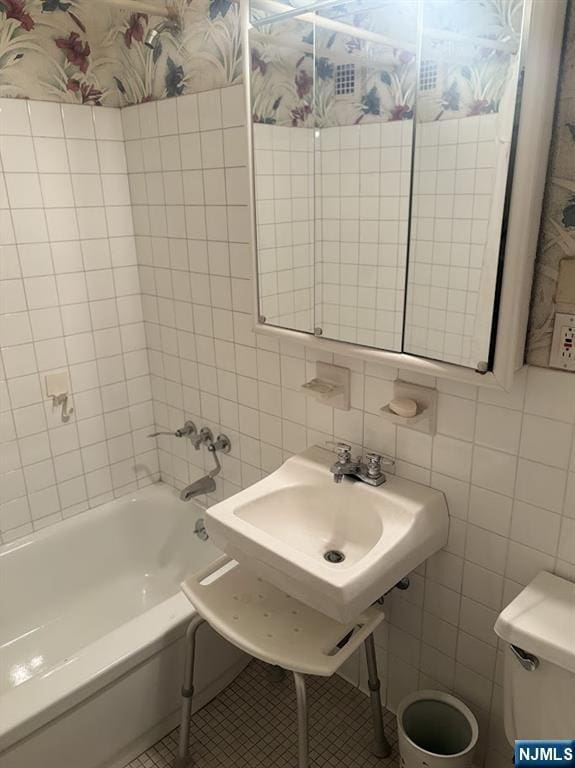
left=549, top=313, right=575, bottom=371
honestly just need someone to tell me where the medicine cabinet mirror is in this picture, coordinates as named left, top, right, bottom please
left=244, top=0, right=567, bottom=387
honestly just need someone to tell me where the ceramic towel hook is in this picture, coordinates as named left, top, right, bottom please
left=52, top=393, right=74, bottom=423
left=45, top=372, right=74, bottom=423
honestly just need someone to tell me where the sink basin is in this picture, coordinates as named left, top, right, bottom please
left=236, top=483, right=384, bottom=566
left=206, top=446, right=448, bottom=622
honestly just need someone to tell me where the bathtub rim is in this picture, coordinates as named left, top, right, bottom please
left=0, top=481, right=189, bottom=559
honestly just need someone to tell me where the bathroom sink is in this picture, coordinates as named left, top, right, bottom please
left=206, top=446, right=448, bottom=622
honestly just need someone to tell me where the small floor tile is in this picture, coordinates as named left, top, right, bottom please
left=125, top=660, right=399, bottom=768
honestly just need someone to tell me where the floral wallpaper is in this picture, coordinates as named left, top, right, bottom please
left=0, top=0, right=241, bottom=106
left=527, top=0, right=575, bottom=367
left=0, top=0, right=523, bottom=119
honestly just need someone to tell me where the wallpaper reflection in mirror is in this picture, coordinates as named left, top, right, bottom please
left=404, top=0, right=525, bottom=368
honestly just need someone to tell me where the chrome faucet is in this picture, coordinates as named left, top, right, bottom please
left=330, top=443, right=361, bottom=482
left=179, top=429, right=231, bottom=501
left=180, top=475, right=216, bottom=501
left=146, top=419, right=231, bottom=500
left=329, top=442, right=393, bottom=487
left=189, top=427, right=214, bottom=450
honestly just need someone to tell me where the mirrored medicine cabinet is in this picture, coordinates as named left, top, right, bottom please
left=242, top=0, right=568, bottom=389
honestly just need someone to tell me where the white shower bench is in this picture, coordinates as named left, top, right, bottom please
left=176, top=555, right=391, bottom=767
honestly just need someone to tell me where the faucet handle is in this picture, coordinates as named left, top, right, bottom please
left=148, top=420, right=197, bottom=439
left=326, top=441, right=352, bottom=463
left=212, top=433, right=231, bottom=453
left=191, top=426, right=213, bottom=450
left=365, top=452, right=394, bottom=478
left=175, top=420, right=197, bottom=438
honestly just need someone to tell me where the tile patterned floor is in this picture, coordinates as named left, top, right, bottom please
left=126, top=660, right=399, bottom=768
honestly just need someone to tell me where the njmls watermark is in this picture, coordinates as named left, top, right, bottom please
left=515, top=741, right=575, bottom=767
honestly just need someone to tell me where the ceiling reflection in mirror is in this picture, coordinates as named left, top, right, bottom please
left=249, top=0, right=526, bottom=369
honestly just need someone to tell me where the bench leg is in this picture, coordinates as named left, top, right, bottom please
left=174, top=615, right=205, bottom=768
left=364, top=633, right=392, bottom=759
left=293, top=672, right=309, bottom=768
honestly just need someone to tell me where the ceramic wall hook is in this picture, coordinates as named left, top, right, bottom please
left=52, top=393, right=74, bottom=423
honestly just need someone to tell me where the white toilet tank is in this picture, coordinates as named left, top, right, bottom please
left=495, top=571, right=575, bottom=744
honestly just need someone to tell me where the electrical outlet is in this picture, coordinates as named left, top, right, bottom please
left=549, top=312, right=575, bottom=371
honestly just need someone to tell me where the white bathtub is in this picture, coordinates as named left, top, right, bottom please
left=0, top=483, right=248, bottom=768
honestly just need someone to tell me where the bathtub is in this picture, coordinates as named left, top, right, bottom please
left=0, top=483, right=249, bottom=768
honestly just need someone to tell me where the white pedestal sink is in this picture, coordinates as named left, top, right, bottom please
left=206, top=446, right=448, bottom=623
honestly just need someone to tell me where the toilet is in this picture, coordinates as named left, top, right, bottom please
left=494, top=571, right=575, bottom=743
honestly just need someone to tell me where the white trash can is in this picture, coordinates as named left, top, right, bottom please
left=397, top=690, right=479, bottom=768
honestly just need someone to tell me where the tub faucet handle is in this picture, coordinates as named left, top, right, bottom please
left=191, top=426, right=213, bottom=450
left=148, top=420, right=197, bottom=439
left=176, top=421, right=198, bottom=438
left=210, top=434, right=231, bottom=453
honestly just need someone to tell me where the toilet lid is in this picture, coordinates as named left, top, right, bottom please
left=494, top=571, right=575, bottom=673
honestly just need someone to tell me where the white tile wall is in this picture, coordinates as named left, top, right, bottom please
left=1, top=88, right=574, bottom=768
left=121, top=86, right=255, bottom=494
left=0, top=98, right=158, bottom=544
left=121, top=86, right=574, bottom=768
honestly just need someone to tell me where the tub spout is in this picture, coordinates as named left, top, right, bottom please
left=179, top=434, right=226, bottom=501
left=180, top=475, right=216, bottom=501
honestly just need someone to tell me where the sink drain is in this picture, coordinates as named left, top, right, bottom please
left=324, top=549, right=345, bottom=564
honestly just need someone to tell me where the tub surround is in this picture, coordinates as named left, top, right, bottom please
left=0, top=98, right=159, bottom=545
